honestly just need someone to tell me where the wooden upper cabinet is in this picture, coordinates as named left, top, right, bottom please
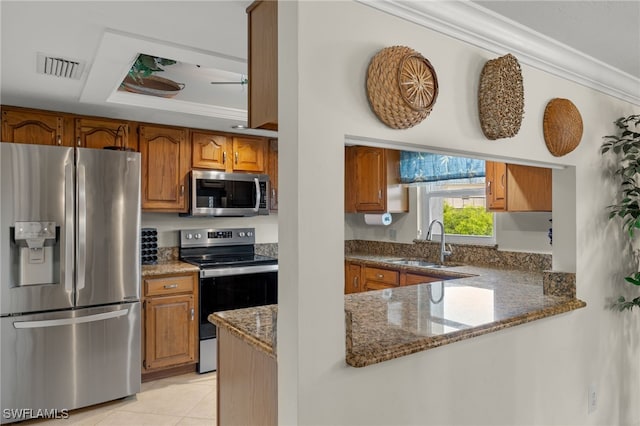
left=247, top=0, right=277, bottom=131
left=486, top=161, right=506, bottom=211
left=486, top=161, right=552, bottom=212
left=267, top=139, right=278, bottom=211
left=345, top=146, right=408, bottom=213
left=232, top=136, right=266, bottom=172
left=191, top=131, right=266, bottom=173
left=1, top=107, right=67, bottom=146
left=192, top=131, right=229, bottom=170
left=346, top=146, right=386, bottom=212
left=75, top=117, right=131, bottom=150
left=139, top=124, right=190, bottom=212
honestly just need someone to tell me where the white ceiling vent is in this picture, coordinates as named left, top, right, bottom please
left=36, top=52, right=85, bottom=80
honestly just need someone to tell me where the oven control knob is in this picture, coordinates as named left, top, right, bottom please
left=195, top=233, right=202, bottom=239
left=185, top=233, right=193, bottom=240
left=239, top=232, right=246, bottom=237
left=247, top=231, right=253, bottom=237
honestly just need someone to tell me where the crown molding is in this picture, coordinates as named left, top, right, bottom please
left=359, top=0, right=640, bottom=106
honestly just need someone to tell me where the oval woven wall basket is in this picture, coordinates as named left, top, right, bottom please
left=478, top=53, right=524, bottom=140
left=366, top=46, right=439, bottom=129
left=543, top=98, right=583, bottom=157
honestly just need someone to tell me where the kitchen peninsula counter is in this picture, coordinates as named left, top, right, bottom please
left=209, top=256, right=586, bottom=367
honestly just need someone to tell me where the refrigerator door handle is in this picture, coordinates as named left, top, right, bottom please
left=64, top=161, right=74, bottom=293
left=77, top=164, right=87, bottom=291
left=13, top=308, right=128, bottom=329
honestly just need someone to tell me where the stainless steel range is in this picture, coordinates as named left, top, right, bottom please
left=179, top=227, right=277, bottom=373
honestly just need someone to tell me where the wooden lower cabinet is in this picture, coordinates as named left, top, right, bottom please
left=345, top=261, right=362, bottom=294
left=363, top=266, right=399, bottom=291
left=142, top=272, right=198, bottom=378
left=217, top=326, right=277, bottom=425
left=402, top=272, right=442, bottom=286
left=346, top=261, right=446, bottom=293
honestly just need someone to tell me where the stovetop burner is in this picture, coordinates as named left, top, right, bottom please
left=182, top=253, right=277, bottom=269
left=178, top=227, right=277, bottom=270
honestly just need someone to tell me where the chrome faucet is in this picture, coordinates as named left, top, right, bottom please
left=426, top=220, right=452, bottom=264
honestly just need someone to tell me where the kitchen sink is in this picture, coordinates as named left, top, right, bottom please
left=386, top=259, right=453, bottom=268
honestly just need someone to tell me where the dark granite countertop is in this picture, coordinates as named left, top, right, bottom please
left=209, top=254, right=586, bottom=367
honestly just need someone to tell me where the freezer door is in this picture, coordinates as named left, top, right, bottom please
left=0, top=143, right=75, bottom=316
left=0, top=303, right=141, bottom=423
left=75, top=148, right=141, bottom=307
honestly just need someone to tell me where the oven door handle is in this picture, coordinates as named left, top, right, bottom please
left=200, top=264, right=278, bottom=278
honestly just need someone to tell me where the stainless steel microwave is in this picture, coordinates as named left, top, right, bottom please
left=188, top=170, right=269, bottom=217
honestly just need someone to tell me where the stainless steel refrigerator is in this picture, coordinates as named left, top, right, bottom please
left=0, top=143, right=141, bottom=424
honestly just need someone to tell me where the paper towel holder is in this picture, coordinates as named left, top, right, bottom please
left=363, top=213, right=393, bottom=226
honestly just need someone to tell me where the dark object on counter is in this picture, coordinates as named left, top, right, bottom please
left=548, top=219, right=553, bottom=245
left=141, top=228, right=158, bottom=264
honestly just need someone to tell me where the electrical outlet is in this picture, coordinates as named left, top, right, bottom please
left=389, top=229, right=397, bottom=241
left=588, top=383, right=597, bottom=414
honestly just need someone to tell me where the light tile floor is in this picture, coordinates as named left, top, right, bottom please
left=21, top=372, right=217, bottom=426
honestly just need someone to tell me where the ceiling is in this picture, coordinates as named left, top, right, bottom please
left=1, top=1, right=638, bottom=137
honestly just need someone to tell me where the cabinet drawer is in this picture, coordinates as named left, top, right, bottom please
left=145, top=275, right=194, bottom=297
left=364, top=267, right=398, bottom=285
left=403, top=273, right=441, bottom=286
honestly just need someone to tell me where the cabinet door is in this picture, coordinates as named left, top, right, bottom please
left=345, top=262, right=362, bottom=294
left=506, top=164, right=552, bottom=211
left=191, top=131, right=229, bottom=170
left=486, top=161, right=506, bottom=211
left=247, top=0, right=278, bottom=131
left=1, top=108, right=66, bottom=146
left=140, top=125, right=189, bottom=212
left=267, top=139, right=278, bottom=211
left=403, top=272, right=441, bottom=286
left=75, top=117, right=130, bottom=150
left=232, top=136, right=266, bottom=172
left=353, top=146, right=386, bottom=212
left=364, top=281, right=397, bottom=291
left=144, top=294, right=196, bottom=371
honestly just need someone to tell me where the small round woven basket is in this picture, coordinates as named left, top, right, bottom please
left=366, top=46, right=439, bottom=129
left=478, top=53, right=524, bottom=140
left=543, top=98, right=583, bottom=157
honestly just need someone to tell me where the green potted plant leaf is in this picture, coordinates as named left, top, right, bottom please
left=122, top=54, right=184, bottom=98
left=601, top=114, right=640, bottom=310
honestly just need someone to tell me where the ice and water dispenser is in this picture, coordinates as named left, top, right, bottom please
left=12, top=221, right=59, bottom=286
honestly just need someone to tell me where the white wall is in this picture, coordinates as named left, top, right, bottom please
left=141, top=212, right=278, bottom=247
left=278, top=2, right=640, bottom=425
left=495, top=212, right=552, bottom=253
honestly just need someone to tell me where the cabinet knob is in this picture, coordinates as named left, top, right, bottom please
left=354, top=276, right=359, bottom=288
left=190, top=308, right=195, bottom=321
left=163, top=284, right=178, bottom=289
left=378, top=189, right=382, bottom=200
left=235, top=152, right=239, bottom=164
left=180, top=185, right=185, bottom=197
left=377, top=273, right=383, bottom=279
left=57, top=135, right=62, bottom=146
left=223, top=151, right=227, bottom=164
left=487, top=181, right=492, bottom=195
left=77, top=137, right=81, bottom=147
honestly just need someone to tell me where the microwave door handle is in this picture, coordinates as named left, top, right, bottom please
left=253, top=178, right=260, bottom=212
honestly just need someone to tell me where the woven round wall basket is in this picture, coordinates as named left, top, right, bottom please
left=543, top=98, right=583, bottom=157
left=478, top=53, right=524, bottom=140
left=366, top=46, right=439, bottom=129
